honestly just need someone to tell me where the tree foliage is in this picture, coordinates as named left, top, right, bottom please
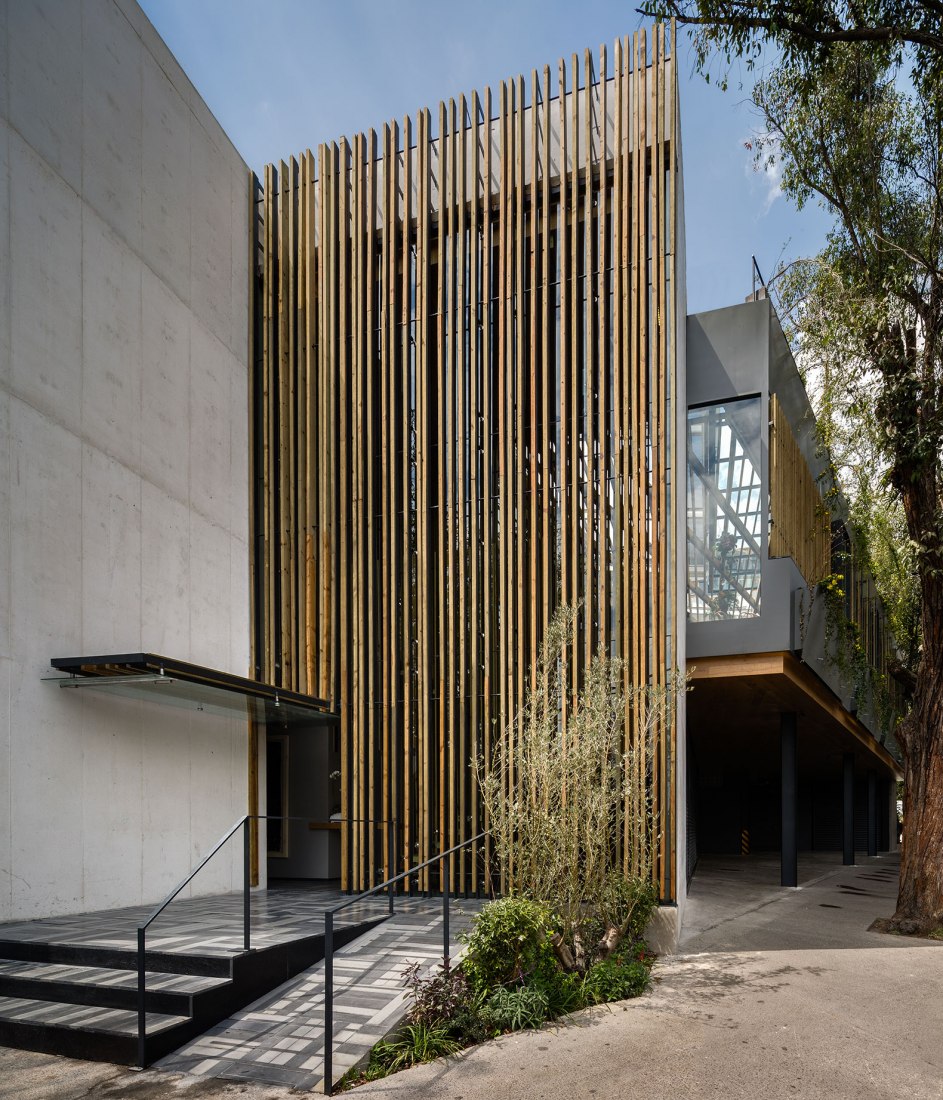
left=642, top=1, right=943, bottom=91
left=640, top=0, right=943, bottom=927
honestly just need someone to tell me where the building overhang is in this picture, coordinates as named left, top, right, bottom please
left=46, top=653, right=337, bottom=730
left=687, top=650, right=901, bottom=779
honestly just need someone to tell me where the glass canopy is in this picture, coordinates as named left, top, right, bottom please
left=46, top=653, right=337, bottom=729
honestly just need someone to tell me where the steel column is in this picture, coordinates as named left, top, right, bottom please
left=781, top=711, right=798, bottom=888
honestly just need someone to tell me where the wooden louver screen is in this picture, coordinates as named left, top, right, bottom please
left=251, top=26, right=680, bottom=899
left=769, top=394, right=830, bottom=586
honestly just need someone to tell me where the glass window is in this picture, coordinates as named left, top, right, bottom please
left=687, top=397, right=763, bottom=621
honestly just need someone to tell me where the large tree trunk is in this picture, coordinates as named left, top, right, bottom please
left=895, top=682, right=943, bottom=927
left=894, top=474, right=943, bottom=929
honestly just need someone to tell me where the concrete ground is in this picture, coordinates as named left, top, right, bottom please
left=2, top=852, right=941, bottom=1099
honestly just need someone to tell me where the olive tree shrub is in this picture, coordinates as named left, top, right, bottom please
left=477, top=605, right=688, bottom=970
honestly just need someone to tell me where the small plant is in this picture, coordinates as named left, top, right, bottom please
left=528, top=966, right=585, bottom=1017
left=581, top=957, right=650, bottom=1006
left=401, top=961, right=477, bottom=1029
left=460, top=896, right=558, bottom=995
left=483, top=985, right=550, bottom=1032
left=369, top=1023, right=462, bottom=1072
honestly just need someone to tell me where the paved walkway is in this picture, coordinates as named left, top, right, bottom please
left=155, top=896, right=483, bottom=1092
left=0, top=881, right=382, bottom=956
left=1, top=854, right=941, bottom=1099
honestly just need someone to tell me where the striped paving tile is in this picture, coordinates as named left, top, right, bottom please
left=155, top=897, right=485, bottom=1092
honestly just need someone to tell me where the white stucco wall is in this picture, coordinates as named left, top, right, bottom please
left=0, top=0, right=251, bottom=921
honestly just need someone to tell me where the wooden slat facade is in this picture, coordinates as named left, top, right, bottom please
left=251, top=28, right=681, bottom=898
left=769, top=394, right=830, bottom=587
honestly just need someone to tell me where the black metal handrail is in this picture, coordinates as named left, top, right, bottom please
left=322, top=829, right=488, bottom=1095
left=135, top=813, right=394, bottom=1068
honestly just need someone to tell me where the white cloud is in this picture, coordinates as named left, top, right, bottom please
left=742, top=133, right=783, bottom=215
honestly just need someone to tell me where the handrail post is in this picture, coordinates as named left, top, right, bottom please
left=137, top=926, right=146, bottom=1068
left=324, top=911, right=334, bottom=1095
left=243, top=816, right=251, bottom=952
left=387, top=821, right=395, bottom=915
left=442, top=858, right=449, bottom=969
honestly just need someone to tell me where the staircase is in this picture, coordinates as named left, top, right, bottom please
left=0, top=916, right=384, bottom=1065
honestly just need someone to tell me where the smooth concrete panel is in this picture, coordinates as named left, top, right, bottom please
left=0, top=120, right=10, bottom=390
left=81, top=0, right=143, bottom=252
left=10, top=674, right=85, bottom=917
left=0, top=659, right=11, bottom=921
left=141, top=48, right=191, bottom=305
left=80, top=445, right=143, bottom=654
left=188, top=512, right=232, bottom=671
left=230, top=361, right=249, bottom=535
left=141, top=707, right=194, bottom=904
left=81, top=692, right=144, bottom=909
left=9, top=399, right=83, bottom=668
left=6, top=0, right=83, bottom=194
left=687, top=557, right=799, bottom=659
left=141, top=481, right=190, bottom=657
left=0, top=391, right=10, bottom=660
left=189, top=124, right=233, bottom=353
left=687, top=300, right=769, bottom=406
left=189, top=320, right=234, bottom=531
left=116, top=0, right=189, bottom=105
left=81, top=212, right=143, bottom=472
left=230, top=535, right=250, bottom=676
left=188, top=712, right=244, bottom=893
left=9, top=131, right=83, bottom=434
left=141, top=269, right=191, bottom=503
left=230, top=162, right=250, bottom=359
left=0, top=0, right=9, bottom=121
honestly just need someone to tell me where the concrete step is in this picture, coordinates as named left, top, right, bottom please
left=0, top=958, right=231, bottom=1014
left=0, top=912, right=390, bottom=1066
left=0, top=993, right=187, bottom=1064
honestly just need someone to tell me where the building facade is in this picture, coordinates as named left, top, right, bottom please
left=251, top=28, right=688, bottom=907
left=0, top=1, right=901, bottom=950
left=0, top=0, right=253, bottom=922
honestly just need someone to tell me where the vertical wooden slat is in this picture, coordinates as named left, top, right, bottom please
left=597, top=45, right=609, bottom=658
left=514, top=75, right=525, bottom=757
left=255, top=28, right=680, bottom=900
left=529, top=68, right=540, bottom=694
left=481, top=86, right=494, bottom=891
left=557, top=57, right=570, bottom=731
left=400, top=118, right=412, bottom=888
left=456, top=95, right=468, bottom=888
left=446, top=96, right=457, bottom=884
left=540, top=65, right=552, bottom=673
left=469, top=90, right=481, bottom=892
left=582, top=50, right=594, bottom=670
left=569, top=54, right=580, bottom=707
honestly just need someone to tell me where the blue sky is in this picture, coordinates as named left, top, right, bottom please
left=138, top=0, right=833, bottom=315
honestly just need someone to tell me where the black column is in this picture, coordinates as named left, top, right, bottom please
left=781, top=712, right=798, bottom=887
left=867, top=769, right=878, bottom=857
left=843, top=752, right=855, bottom=866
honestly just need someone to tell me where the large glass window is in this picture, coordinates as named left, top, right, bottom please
left=687, top=397, right=763, bottom=621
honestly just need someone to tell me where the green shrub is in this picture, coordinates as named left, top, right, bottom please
left=460, top=897, right=558, bottom=995
left=598, top=873, right=659, bottom=943
left=401, top=961, right=477, bottom=1029
left=370, top=1022, right=462, bottom=1072
left=529, top=966, right=586, bottom=1017
left=483, top=985, right=550, bottom=1032
left=581, top=957, right=650, bottom=1006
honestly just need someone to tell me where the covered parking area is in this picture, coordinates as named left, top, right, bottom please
left=685, top=652, right=900, bottom=891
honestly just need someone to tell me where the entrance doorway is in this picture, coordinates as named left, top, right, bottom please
left=266, top=723, right=341, bottom=882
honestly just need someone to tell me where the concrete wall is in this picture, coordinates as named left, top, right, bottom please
left=0, top=0, right=251, bottom=920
